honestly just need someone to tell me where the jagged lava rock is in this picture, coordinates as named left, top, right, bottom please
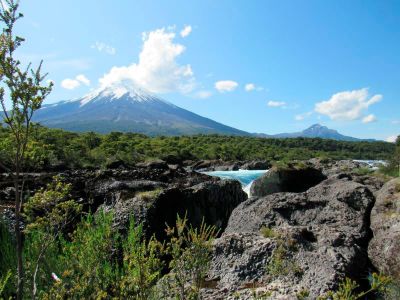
left=369, top=178, right=400, bottom=282
left=205, top=177, right=375, bottom=299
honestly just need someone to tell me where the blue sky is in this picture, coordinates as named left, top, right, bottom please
left=12, top=0, right=400, bottom=140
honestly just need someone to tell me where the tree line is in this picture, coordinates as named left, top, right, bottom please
left=0, top=125, right=396, bottom=171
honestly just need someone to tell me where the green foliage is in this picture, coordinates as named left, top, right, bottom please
left=43, top=211, right=120, bottom=299
left=136, top=188, right=163, bottom=202
left=318, top=273, right=391, bottom=300
left=42, top=211, right=165, bottom=299
left=296, top=288, right=310, bottom=300
left=0, top=220, right=15, bottom=298
left=22, top=176, right=82, bottom=299
left=267, top=237, right=302, bottom=279
left=119, top=219, right=164, bottom=300
left=352, top=167, right=373, bottom=176
left=24, top=176, right=82, bottom=233
left=0, top=270, right=11, bottom=300
left=159, top=215, right=217, bottom=300
left=0, top=1, right=53, bottom=297
left=0, top=126, right=395, bottom=171
left=260, top=226, right=279, bottom=239
left=380, top=135, right=400, bottom=178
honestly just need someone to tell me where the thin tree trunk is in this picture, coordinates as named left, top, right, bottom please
left=32, top=245, right=47, bottom=300
left=15, top=167, right=24, bottom=300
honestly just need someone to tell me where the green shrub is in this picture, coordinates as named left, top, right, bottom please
left=260, top=226, right=279, bottom=239
left=119, top=219, right=164, bottom=300
left=0, top=220, right=15, bottom=298
left=353, top=167, right=373, bottom=176
left=318, top=273, right=391, bottom=300
left=158, top=215, right=217, bottom=300
left=267, top=237, right=302, bottom=279
left=136, top=188, right=163, bottom=202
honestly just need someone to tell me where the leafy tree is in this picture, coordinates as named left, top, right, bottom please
left=23, top=177, right=82, bottom=299
left=0, top=0, right=52, bottom=297
left=395, top=136, right=400, bottom=177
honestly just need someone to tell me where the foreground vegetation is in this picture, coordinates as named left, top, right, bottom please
left=0, top=125, right=396, bottom=171
left=0, top=180, right=392, bottom=299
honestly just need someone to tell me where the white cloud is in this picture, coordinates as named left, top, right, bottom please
left=295, top=111, right=313, bottom=121
left=76, top=74, right=90, bottom=86
left=315, top=88, right=382, bottom=121
left=194, top=90, right=213, bottom=99
left=245, top=83, right=255, bottom=91
left=215, top=80, right=238, bottom=93
left=362, top=114, right=377, bottom=124
left=99, top=27, right=195, bottom=94
left=180, top=25, right=192, bottom=38
left=386, top=135, right=398, bottom=143
left=267, top=100, right=286, bottom=107
left=245, top=83, right=263, bottom=92
left=91, top=41, right=116, bottom=55
left=61, top=78, right=80, bottom=90
left=61, top=74, right=91, bottom=90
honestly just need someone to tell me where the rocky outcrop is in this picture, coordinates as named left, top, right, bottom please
left=203, top=177, right=375, bottom=299
left=369, top=178, right=400, bottom=283
left=0, top=163, right=247, bottom=241
left=103, top=179, right=247, bottom=240
left=250, top=165, right=326, bottom=197
left=307, top=158, right=386, bottom=193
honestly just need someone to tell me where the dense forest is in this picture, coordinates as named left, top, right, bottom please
left=0, top=124, right=395, bottom=171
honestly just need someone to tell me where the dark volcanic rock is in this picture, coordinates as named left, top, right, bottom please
left=369, top=178, right=400, bottom=283
left=102, top=179, right=247, bottom=240
left=250, top=165, right=326, bottom=197
left=205, top=178, right=375, bottom=299
left=1, top=164, right=246, bottom=241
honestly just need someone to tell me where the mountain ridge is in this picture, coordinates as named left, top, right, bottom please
left=32, top=86, right=249, bottom=136
left=8, top=86, right=378, bottom=141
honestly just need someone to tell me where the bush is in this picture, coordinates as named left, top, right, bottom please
left=0, top=220, right=15, bottom=298
left=158, top=215, right=217, bottom=299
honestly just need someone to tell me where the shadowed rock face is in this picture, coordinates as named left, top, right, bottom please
left=250, top=165, right=327, bottom=197
left=369, top=178, right=400, bottom=283
left=105, top=179, right=247, bottom=240
left=203, top=177, right=375, bottom=299
left=0, top=163, right=247, bottom=240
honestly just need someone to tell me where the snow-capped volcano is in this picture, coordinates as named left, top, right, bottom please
left=33, top=86, right=248, bottom=136
left=79, top=82, right=163, bottom=106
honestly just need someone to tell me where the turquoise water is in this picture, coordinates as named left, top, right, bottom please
left=202, top=170, right=268, bottom=186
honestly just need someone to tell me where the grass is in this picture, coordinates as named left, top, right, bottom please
left=136, top=188, right=163, bottom=202
left=260, top=226, right=279, bottom=239
left=353, top=167, right=373, bottom=176
left=267, top=244, right=302, bottom=278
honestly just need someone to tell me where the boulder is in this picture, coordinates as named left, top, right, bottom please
left=308, top=159, right=370, bottom=178
left=368, top=178, right=400, bottom=283
left=204, top=178, right=375, bottom=298
left=250, top=165, right=326, bottom=197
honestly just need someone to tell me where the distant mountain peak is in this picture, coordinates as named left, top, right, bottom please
left=255, top=123, right=375, bottom=141
left=303, top=123, right=338, bottom=134
left=308, top=123, right=324, bottom=129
